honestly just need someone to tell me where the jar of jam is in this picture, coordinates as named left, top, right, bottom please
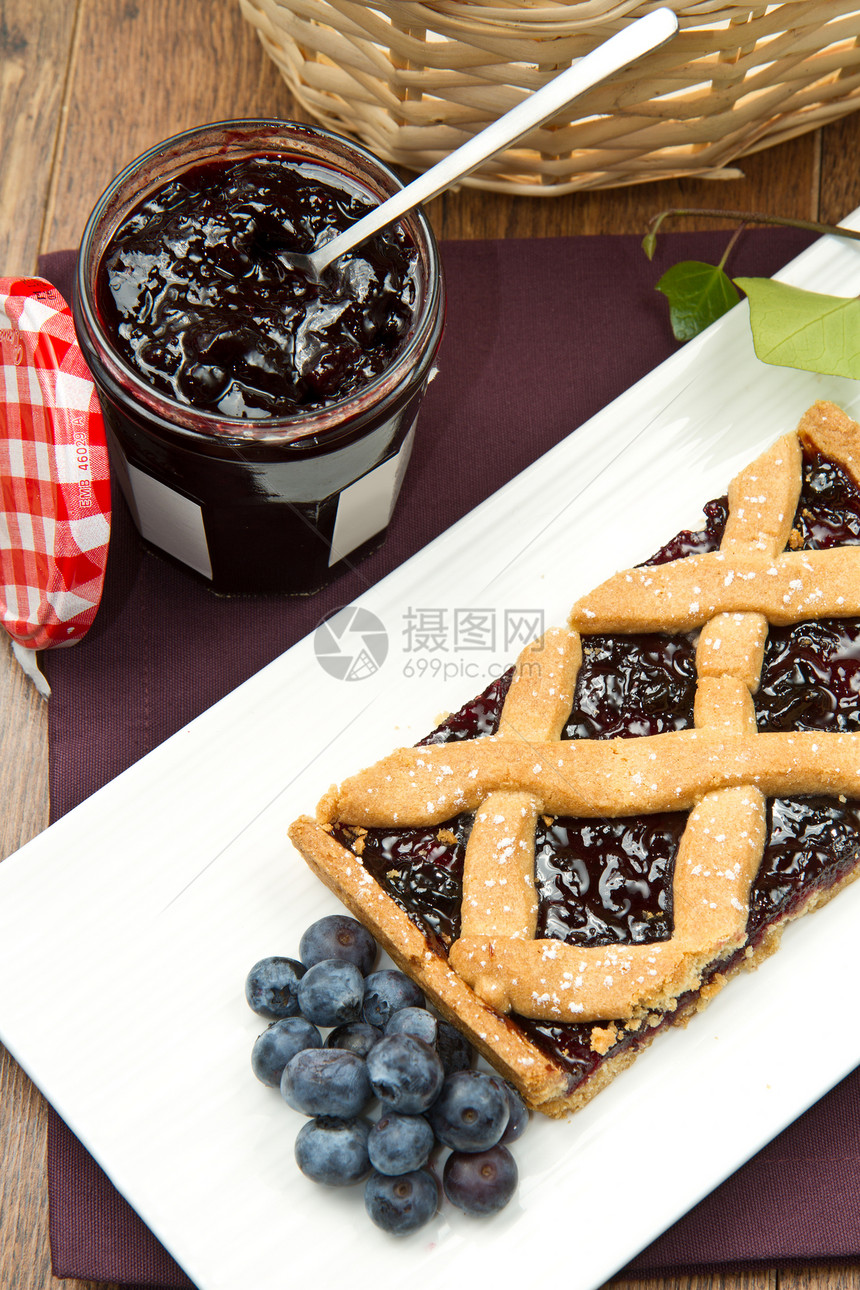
left=73, top=120, right=445, bottom=594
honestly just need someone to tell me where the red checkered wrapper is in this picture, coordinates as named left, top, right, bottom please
left=0, top=277, right=110, bottom=651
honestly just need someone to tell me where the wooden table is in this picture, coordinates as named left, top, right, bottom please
left=2, top=2, right=859, bottom=1287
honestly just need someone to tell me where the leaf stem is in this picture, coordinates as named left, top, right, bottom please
left=645, top=207, right=860, bottom=245
left=717, top=222, right=747, bottom=272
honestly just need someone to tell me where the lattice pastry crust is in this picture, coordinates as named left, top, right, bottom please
left=290, top=400, right=860, bottom=1116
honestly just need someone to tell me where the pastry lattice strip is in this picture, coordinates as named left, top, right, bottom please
left=321, top=413, right=860, bottom=1024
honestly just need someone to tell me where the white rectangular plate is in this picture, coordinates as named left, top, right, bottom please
left=3, top=218, right=860, bottom=1290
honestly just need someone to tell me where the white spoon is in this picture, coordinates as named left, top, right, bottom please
left=292, top=6, right=679, bottom=279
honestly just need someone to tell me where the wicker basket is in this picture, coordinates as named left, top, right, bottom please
left=238, top=0, right=860, bottom=194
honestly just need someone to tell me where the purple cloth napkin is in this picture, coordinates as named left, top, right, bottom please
left=40, top=228, right=860, bottom=1288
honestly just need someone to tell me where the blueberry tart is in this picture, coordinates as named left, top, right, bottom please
left=290, top=401, right=860, bottom=1116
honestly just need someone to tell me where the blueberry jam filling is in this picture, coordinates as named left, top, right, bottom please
left=418, top=670, right=513, bottom=746
left=747, top=794, right=860, bottom=939
left=97, top=155, right=418, bottom=418
left=337, top=809, right=683, bottom=952
left=335, top=815, right=472, bottom=949
left=644, top=495, right=728, bottom=565
left=792, top=451, right=860, bottom=548
left=334, top=444, right=860, bottom=1090
left=756, top=619, right=860, bottom=732
left=534, top=813, right=681, bottom=945
left=562, top=633, right=697, bottom=740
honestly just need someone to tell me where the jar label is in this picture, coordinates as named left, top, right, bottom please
left=122, top=457, right=213, bottom=579
left=108, top=413, right=416, bottom=585
left=328, top=419, right=416, bottom=567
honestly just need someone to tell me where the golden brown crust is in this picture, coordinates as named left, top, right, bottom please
left=495, top=627, right=582, bottom=742
left=570, top=547, right=860, bottom=633
left=289, top=401, right=860, bottom=1115
left=320, top=729, right=860, bottom=825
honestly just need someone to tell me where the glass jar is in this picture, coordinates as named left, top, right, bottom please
left=73, top=120, right=445, bottom=594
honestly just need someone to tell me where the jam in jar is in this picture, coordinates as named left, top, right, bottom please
left=74, top=121, right=445, bottom=594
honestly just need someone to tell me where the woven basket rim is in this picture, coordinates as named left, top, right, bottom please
left=239, top=0, right=860, bottom=193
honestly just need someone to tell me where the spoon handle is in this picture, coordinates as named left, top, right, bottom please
left=311, top=6, right=679, bottom=276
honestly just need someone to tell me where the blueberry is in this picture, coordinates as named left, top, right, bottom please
left=368, top=1112, right=434, bottom=1176
left=326, top=1021, right=382, bottom=1058
left=428, top=1070, right=509, bottom=1152
left=384, top=1006, right=437, bottom=1046
left=365, top=1168, right=438, bottom=1235
left=297, top=958, right=364, bottom=1027
left=443, top=1145, right=518, bottom=1216
left=366, top=1034, right=444, bottom=1114
left=362, top=970, right=424, bottom=1028
left=251, top=1016, right=321, bottom=1087
left=385, top=1009, right=475, bottom=1076
left=280, top=1048, right=371, bottom=1118
left=244, top=956, right=305, bottom=1019
left=295, top=1115, right=371, bottom=1186
left=299, top=914, right=378, bottom=975
left=436, top=1022, right=472, bottom=1075
left=490, top=1076, right=530, bottom=1144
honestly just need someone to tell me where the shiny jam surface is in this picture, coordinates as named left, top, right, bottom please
left=418, top=671, right=513, bottom=746
left=343, top=815, right=472, bottom=950
left=534, top=813, right=681, bottom=945
left=97, top=156, right=418, bottom=419
left=756, top=619, right=860, bottom=732
left=563, top=634, right=697, bottom=740
left=335, top=446, right=860, bottom=1089
left=791, top=451, right=860, bottom=548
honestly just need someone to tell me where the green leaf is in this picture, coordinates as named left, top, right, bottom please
left=655, top=260, right=740, bottom=342
left=735, top=277, right=860, bottom=378
left=641, top=229, right=658, bottom=261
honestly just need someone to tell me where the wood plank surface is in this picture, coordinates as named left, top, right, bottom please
left=0, top=1, right=78, bottom=274
left=41, top=0, right=304, bottom=258
left=428, top=132, right=821, bottom=240
left=781, top=1272, right=860, bottom=1290
left=2, top=1, right=860, bottom=1288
